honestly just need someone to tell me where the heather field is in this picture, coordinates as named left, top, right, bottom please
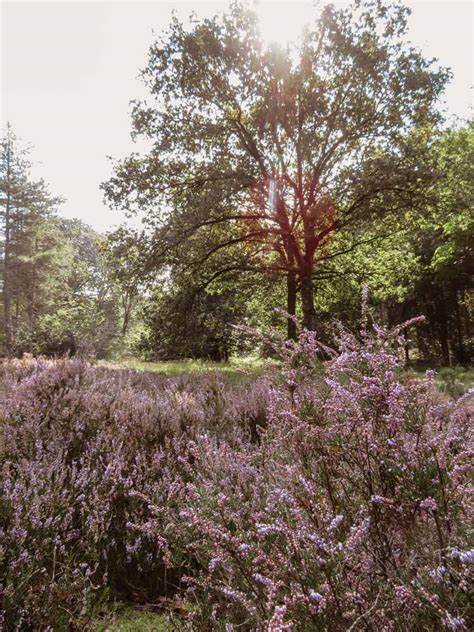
left=1, top=323, right=473, bottom=631
left=2, top=0, right=473, bottom=629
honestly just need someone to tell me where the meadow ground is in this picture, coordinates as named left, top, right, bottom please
left=100, top=356, right=269, bottom=382
left=109, top=357, right=474, bottom=394
left=92, top=606, right=176, bottom=631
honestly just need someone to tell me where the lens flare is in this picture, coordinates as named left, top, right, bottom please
left=253, top=0, right=314, bottom=47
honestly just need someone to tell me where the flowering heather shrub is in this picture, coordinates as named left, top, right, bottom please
left=1, top=321, right=472, bottom=631
left=143, top=323, right=473, bottom=630
left=0, top=358, right=270, bottom=630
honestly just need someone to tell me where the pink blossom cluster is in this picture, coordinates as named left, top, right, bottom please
left=0, top=358, right=270, bottom=629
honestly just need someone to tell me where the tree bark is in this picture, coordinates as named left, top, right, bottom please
left=121, top=292, right=133, bottom=337
left=436, top=297, right=451, bottom=366
left=286, top=271, right=297, bottom=340
left=300, top=273, right=316, bottom=331
left=3, top=131, right=13, bottom=353
left=404, top=331, right=410, bottom=364
left=453, top=290, right=465, bottom=364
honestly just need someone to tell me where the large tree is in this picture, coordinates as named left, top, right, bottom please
left=103, top=0, right=449, bottom=335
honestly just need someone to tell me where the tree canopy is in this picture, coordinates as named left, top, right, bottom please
left=103, top=0, right=450, bottom=336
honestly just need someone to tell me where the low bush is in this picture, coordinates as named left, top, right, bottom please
left=1, top=321, right=472, bottom=630
left=0, top=359, right=270, bottom=630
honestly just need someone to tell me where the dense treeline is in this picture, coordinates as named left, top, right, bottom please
left=1, top=1, right=472, bottom=365
left=0, top=126, right=127, bottom=358
left=0, top=127, right=472, bottom=366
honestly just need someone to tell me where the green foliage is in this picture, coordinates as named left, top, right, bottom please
left=401, top=122, right=474, bottom=364
left=429, top=122, right=474, bottom=280
left=101, top=227, right=143, bottom=338
left=0, top=128, right=124, bottom=358
left=0, top=125, right=64, bottom=353
left=103, top=0, right=449, bottom=332
left=302, top=121, right=473, bottom=365
left=137, top=274, right=254, bottom=361
left=13, top=218, right=122, bottom=358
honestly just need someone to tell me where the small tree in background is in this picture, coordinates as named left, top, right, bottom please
left=0, top=127, right=124, bottom=357
left=0, top=124, right=64, bottom=353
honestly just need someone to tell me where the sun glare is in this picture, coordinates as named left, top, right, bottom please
left=253, top=0, right=314, bottom=47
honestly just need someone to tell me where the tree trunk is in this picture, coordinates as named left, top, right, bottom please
left=404, top=331, right=410, bottom=364
left=121, top=294, right=131, bottom=337
left=28, top=248, right=38, bottom=328
left=287, top=271, right=297, bottom=340
left=300, top=273, right=316, bottom=331
left=437, top=297, right=451, bottom=366
left=3, top=132, right=13, bottom=354
left=453, top=290, right=465, bottom=364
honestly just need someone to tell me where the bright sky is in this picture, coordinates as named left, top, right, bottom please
left=1, top=0, right=472, bottom=232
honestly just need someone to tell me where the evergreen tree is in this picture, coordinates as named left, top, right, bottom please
left=0, top=124, right=63, bottom=353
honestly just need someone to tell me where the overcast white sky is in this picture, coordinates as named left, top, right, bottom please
left=1, top=0, right=473, bottom=232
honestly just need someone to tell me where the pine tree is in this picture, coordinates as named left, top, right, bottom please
left=0, top=124, right=62, bottom=353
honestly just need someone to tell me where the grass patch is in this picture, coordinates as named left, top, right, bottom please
left=436, top=366, right=474, bottom=396
left=103, top=356, right=269, bottom=382
left=92, top=606, right=181, bottom=631
left=410, top=365, right=474, bottom=397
